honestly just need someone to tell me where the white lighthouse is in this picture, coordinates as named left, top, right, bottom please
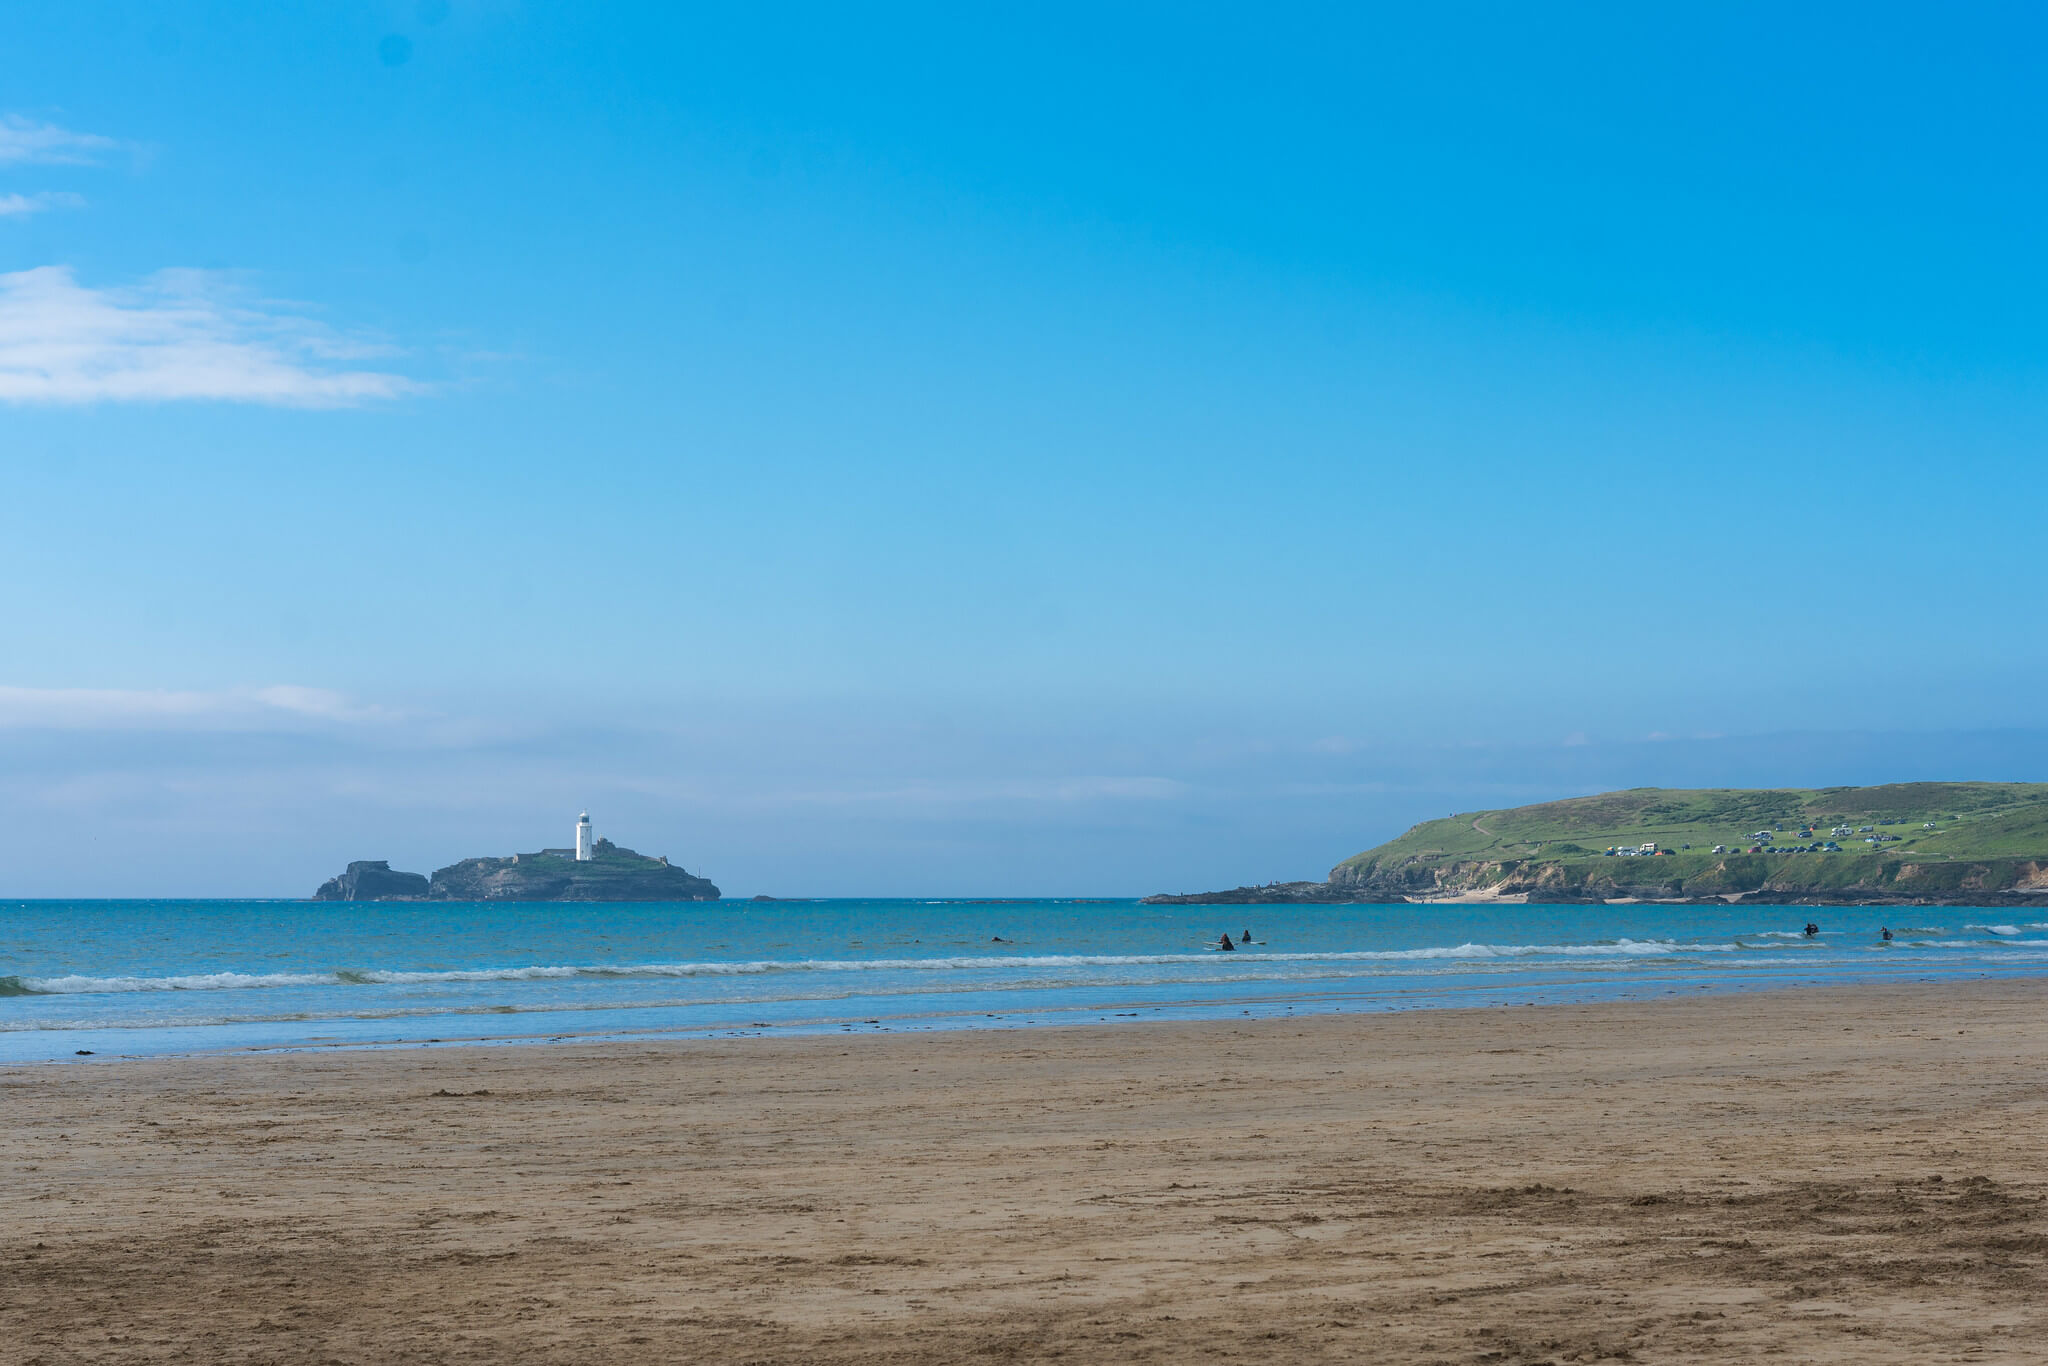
left=575, top=811, right=593, bottom=861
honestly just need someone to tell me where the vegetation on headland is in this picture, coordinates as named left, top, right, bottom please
left=1144, top=782, right=2048, bottom=905
left=315, top=839, right=719, bottom=901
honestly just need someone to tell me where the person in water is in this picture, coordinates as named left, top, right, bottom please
left=1218, top=932, right=1235, bottom=951
left=1881, top=927, right=1893, bottom=942
left=1242, top=928, right=1253, bottom=944
left=1803, top=922, right=1820, bottom=937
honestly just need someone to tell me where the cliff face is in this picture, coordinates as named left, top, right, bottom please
left=423, top=840, right=719, bottom=901
left=1322, top=853, right=2048, bottom=905
left=312, top=840, right=720, bottom=901
left=313, top=860, right=431, bottom=901
left=1142, top=880, right=1404, bottom=906
left=1145, top=856, right=2048, bottom=906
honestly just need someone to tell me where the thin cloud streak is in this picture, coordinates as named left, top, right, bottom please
left=0, top=685, right=402, bottom=731
left=0, top=191, right=84, bottom=217
left=610, top=774, right=1192, bottom=809
left=0, top=266, right=422, bottom=405
left=0, top=114, right=117, bottom=166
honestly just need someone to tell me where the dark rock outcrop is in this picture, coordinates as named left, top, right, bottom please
left=1141, top=881, right=1403, bottom=905
left=313, top=860, right=430, bottom=901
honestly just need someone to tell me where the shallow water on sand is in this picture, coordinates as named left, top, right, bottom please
left=3, top=898, right=2043, bottom=1061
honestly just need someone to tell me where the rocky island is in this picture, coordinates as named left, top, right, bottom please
left=313, top=861, right=431, bottom=901
left=315, top=818, right=719, bottom=902
left=1146, top=782, right=2048, bottom=907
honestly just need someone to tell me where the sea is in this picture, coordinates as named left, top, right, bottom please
left=4, top=898, right=2045, bottom=1064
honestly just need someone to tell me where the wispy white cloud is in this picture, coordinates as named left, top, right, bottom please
left=0, top=190, right=84, bottom=217
left=0, top=115, right=117, bottom=166
left=245, top=686, right=401, bottom=725
left=610, top=774, right=1193, bottom=809
left=804, top=775, right=1190, bottom=806
left=0, top=266, right=421, bottom=404
left=0, top=685, right=402, bottom=731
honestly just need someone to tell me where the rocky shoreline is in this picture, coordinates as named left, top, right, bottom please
left=1141, top=881, right=1403, bottom=906
left=1143, top=859, right=2048, bottom=907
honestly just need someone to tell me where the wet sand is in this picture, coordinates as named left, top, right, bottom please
left=8, top=980, right=2048, bottom=1364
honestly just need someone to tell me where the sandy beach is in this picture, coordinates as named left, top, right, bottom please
left=8, top=980, right=2048, bottom=1364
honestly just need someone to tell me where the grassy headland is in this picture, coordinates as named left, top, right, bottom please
left=1147, top=782, right=2048, bottom=904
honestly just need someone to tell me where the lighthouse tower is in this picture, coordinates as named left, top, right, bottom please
left=575, top=811, right=593, bottom=861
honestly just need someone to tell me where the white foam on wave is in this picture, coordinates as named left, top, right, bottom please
left=483, top=938, right=1726, bottom=970
left=3, top=939, right=1770, bottom=995
left=14, top=971, right=340, bottom=995
left=1964, top=924, right=2024, bottom=936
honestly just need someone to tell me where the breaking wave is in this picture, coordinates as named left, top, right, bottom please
left=13, top=971, right=339, bottom=995
left=1, top=939, right=1761, bottom=995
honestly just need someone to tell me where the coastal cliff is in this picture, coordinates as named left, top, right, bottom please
left=1145, top=782, right=2048, bottom=906
left=313, top=838, right=719, bottom=901
left=1142, top=880, right=1405, bottom=906
left=313, top=860, right=431, bottom=901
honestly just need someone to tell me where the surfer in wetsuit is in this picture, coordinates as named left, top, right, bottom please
left=1803, top=922, right=1820, bottom=938
left=1242, top=928, right=1253, bottom=944
left=1881, top=927, right=1893, bottom=942
left=1218, top=932, right=1235, bottom=951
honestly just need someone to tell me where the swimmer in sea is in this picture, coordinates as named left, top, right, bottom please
left=1881, top=927, right=1893, bottom=942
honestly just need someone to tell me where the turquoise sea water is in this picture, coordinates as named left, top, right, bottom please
left=4, top=898, right=2045, bottom=1063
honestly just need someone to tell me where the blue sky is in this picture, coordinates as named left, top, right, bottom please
left=3, top=3, right=2045, bottom=895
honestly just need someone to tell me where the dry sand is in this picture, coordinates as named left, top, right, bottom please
left=8, top=980, right=2048, bottom=1364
